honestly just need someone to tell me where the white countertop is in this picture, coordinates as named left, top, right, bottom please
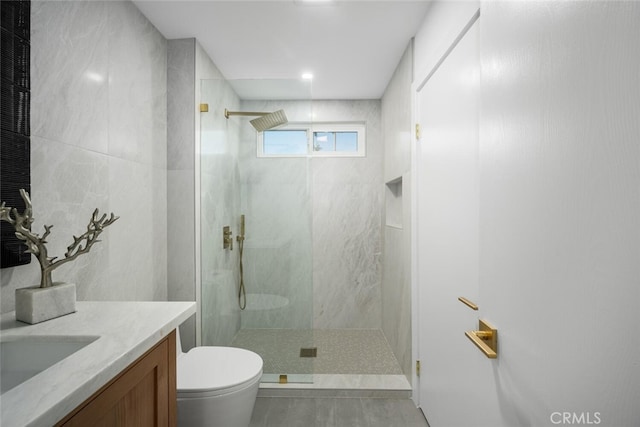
left=0, top=301, right=196, bottom=427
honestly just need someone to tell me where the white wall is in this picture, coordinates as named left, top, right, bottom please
left=1, top=0, right=168, bottom=312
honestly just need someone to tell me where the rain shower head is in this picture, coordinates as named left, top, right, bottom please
left=224, top=108, right=288, bottom=131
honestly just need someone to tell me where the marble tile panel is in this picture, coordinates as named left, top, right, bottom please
left=28, top=136, right=111, bottom=301
left=381, top=44, right=414, bottom=381
left=235, top=99, right=384, bottom=330
left=167, top=39, right=196, bottom=171
left=382, top=227, right=409, bottom=376
left=166, top=38, right=199, bottom=349
left=30, top=0, right=109, bottom=153
left=167, top=170, right=196, bottom=301
left=151, top=164, right=168, bottom=301
left=106, top=1, right=167, bottom=167
left=313, top=183, right=383, bottom=329
left=0, top=264, right=40, bottom=314
left=241, top=242, right=313, bottom=329
left=398, top=172, right=413, bottom=380
left=382, top=41, right=413, bottom=182
left=201, top=269, right=240, bottom=346
left=311, top=100, right=384, bottom=176
left=106, top=155, right=157, bottom=301
left=30, top=136, right=110, bottom=223
left=3, top=0, right=169, bottom=313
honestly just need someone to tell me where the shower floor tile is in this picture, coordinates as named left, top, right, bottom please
left=230, top=329, right=403, bottom=376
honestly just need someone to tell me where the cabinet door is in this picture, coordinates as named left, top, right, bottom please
left=57, top=331, right=176, bottom=427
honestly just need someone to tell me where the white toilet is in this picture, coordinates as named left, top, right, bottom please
left=176, top=331, right=263, bottom=427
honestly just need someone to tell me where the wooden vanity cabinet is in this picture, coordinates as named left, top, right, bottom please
left=55, top=330, right=177, bottom=427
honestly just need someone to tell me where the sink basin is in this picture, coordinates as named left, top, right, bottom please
left=0, top=335, right=99, bottom=394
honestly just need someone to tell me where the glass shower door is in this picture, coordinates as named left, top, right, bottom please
left=199, top=78, right=314, bottom=383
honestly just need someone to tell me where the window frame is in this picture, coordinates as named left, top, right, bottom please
left=257, top=122, right=366, bottom=158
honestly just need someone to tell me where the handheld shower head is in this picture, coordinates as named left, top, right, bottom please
left=224, top=109, right=288, bottom=131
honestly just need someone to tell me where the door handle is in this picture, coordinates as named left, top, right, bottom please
left=458, top=296, right=478, bottom=310
left=465, top=319, right=498, bottom=359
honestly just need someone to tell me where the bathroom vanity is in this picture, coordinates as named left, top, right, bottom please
left=0, top=301, right=196, bottom=427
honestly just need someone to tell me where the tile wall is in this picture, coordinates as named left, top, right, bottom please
left=381, top=42, right=414, bottom=380
left=237, top=99, right=383, bottom=330
left=1, top=0, right=168, bottom=312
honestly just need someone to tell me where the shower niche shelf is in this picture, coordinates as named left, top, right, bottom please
left=385, top=177, right=403, bottom=229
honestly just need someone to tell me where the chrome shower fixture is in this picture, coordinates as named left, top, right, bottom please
left=224, top=108, right=288, bottom=131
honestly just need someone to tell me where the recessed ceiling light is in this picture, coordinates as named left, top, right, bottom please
left=301, top=72, right=314, bottom=80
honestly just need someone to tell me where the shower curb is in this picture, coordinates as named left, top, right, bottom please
left=257, top=374, right=412, bottom=399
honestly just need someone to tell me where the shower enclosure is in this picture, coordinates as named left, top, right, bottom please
left=199, top=78, right=315, bottom=383
left=198, top=78, right=406, bottom=390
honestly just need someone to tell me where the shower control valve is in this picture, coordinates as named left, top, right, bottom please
left=223, top=226, right=233, bottom=251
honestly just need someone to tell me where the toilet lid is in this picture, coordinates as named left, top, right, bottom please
left=177, top=346, right=263, bottom=393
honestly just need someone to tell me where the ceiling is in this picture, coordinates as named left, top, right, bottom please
left=133, top=0, right=432, bottom=100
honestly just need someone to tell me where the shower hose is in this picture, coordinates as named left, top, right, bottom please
left=238, top=229, right=247, bottom=310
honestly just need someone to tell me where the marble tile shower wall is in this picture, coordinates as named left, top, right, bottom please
left=381, top=43, right=414, bottom=381
left=238, top=100, right=383, bottom=330
left=311, top=100, right=383, bottom=329
left=0, top=0, right=168, bottom=313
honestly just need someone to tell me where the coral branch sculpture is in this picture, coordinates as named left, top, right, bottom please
left=0, top=189, right=119, bottom=288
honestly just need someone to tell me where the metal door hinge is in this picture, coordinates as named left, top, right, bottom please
left=416, top=360, right=421, bottom=377
left=415, top=123, right=421, bottom=140
left=200, top=103, right=209, bottom=112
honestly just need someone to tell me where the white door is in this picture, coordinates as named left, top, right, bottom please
left=415, top=14, right=502, bottom=427
left=415, top=2, right=640, bottom=426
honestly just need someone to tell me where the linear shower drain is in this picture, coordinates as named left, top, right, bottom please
left=299, top=347, right=317, bottom=358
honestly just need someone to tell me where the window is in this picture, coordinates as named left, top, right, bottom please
left=258, top=123, right=366, bottom=158
left=262, top=130, right=308, bottom=155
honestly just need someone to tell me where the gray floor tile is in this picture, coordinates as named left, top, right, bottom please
left=361, top=398, right=412, bottom=427
left=285, top=398, right=322, bottom=427
left=250, top=397, right=272, bottom=427
left=312, top=398, right=338, bottom=427
left=250, top=397, right=429, bottom=427
left=334, top=398, right=369, bottom=427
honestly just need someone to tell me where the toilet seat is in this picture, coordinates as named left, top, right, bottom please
left=177, top=346, right=263, bottom=398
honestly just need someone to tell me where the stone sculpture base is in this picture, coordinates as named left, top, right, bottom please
left=15, top=282, right=77, bottom=324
